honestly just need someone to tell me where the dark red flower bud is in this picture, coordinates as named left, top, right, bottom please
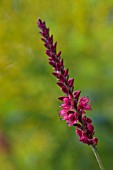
left=87, top=124, right=94, bottom=132
left=55, top=63, right=61, bottom=71
left=37, top=18, right=42, bottom=27
left=50, top=42, right=57, bottom=53
left=57, top=82, right=64, bottom=88
left=68, top=78, right=74, bottom=87
left=44, top=42, right=49, bottom=49
left=58, top=96, right=66, bottom=101
left=46, top=50, right=52, bottom=57
left=49, top=61, right=56, bottom=67
left=48, top=35, right=53, bottom=44
left=41, top=38, right=46, bottom=42
left=73, top=90, right=81, bottom=100
left=60, top=58, right=64, bottom=67
left=63, top=68, right=69, bottom=77
left=58, top=74, right=65, bottom=82
left=61, top=86, right=68, bottom=94
left=52, top=72, right=60, bottom=78
left=92, top=138, right=98, bottom=145
left=76, top=128, right=82, bottom=137
left=57, top=51, right=61, bottom=58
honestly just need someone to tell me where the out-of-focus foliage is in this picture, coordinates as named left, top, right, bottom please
left=0, top=0, right=113, bottom=169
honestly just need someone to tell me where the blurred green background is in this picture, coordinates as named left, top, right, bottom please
left=0, top=0, right=113, bottom=169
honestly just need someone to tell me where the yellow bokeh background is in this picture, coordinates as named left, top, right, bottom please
left=0, top=0, right=113, bottom=169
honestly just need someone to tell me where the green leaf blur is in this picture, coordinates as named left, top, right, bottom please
left=0, top=0, right=113, bottom=169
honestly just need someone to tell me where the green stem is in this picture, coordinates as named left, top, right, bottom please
left=91, top=145, right=105, bottom=170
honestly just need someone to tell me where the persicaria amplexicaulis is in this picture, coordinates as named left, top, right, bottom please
left=37, top=18, right=98, bottom=146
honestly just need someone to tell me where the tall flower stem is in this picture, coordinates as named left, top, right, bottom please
left=91, top=145, right=105, bottom=170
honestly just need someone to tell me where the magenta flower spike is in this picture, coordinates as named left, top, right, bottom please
left=37, top=18, right=106, bottom=170
left=37, top=18, right=98, bottom=146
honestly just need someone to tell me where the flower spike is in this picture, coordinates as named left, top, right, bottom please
left=37, top=18, right=98, bottom=146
